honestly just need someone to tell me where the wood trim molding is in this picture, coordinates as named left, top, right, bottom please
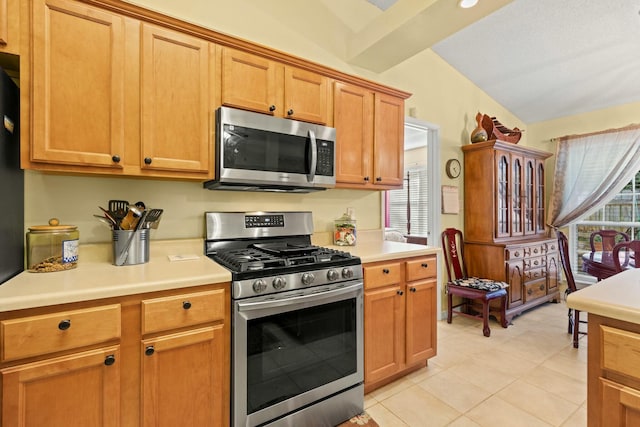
left=78, top=0, right=411, bottom=99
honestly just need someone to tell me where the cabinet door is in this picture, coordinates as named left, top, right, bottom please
left=546, top=251, right=560, bottom=293
left=30, top=0, right=126, bottom=168
left=0, top=0, right=19, bottom=55
left=1, top=346, right=120, bottom=427
left=506, top=260, right=524, bottom=307
left=221, top=47, right=278, bottom=115
left=364, top=285, right=404, bottom=384
left=334, top=82, right=373, bottom=186
left=405, top=279, right=436, bottom=365
left=373, top=93, right=404, bottom=187
left=140, top=24, right=211, bottom=175
left=600, top=378, right=640, bottom=426
left=141, top=325, right=226, bottom=427
left=536, top=160, right=546, bottom=234
left=284, top=66, right=329, bottom=124
left=523, top=158, right=536, bottom=235
left=494, top=151, right=511, bottom=238
left=510, top=154, right=524, bottom=237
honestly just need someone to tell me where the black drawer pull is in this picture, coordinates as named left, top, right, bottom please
left=183, top=301, right=192, bottom=310
left=145, top=346, right=155, bottom=356
left=421, top=263, right=428, bottom=268
left=58, top=319, right=71, bottom=331
left=104, top=354, right=116, bottom=366
left=382, top=268, right=390, bottom=274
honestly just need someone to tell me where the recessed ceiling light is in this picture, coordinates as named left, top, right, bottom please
left=458, top=0, right=479, bottom=8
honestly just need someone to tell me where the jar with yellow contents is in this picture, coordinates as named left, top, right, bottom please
left=26, top=218, right=79, bottom=272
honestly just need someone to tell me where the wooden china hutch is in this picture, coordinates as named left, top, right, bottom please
left=461, top=140, right=560, bottom=323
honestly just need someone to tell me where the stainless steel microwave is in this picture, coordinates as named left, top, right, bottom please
left=203, top=107, right=336, bottom=192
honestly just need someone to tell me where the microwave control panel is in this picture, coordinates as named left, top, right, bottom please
left=316, top=140, right=334, bottom=176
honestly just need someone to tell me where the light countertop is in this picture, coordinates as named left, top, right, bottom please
left=566, top=268, right=640, bottom=324
left=0, top=237, right=439, bottom=313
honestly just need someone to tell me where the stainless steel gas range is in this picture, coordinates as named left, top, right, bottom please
left=204, top=211, right=364, bottom=427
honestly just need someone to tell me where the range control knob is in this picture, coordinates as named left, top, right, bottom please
left=327, top=269, right=339, bottom=281
left=301, top=272, right=315, bottom=286
left=252, top=279, right=268, bottom=294
left=342, top=268, right=354, bottom=279
left=272, top=277, right=286, bottom=290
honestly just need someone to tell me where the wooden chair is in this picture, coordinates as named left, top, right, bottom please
left=441, top=228, right=508, bottom=337
left=612, top=240, right=640, bottom=273
left=590, top=229, right=629, bottom=252
left=557, top=230, right=587, bottom=348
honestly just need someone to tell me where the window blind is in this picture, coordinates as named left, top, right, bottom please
left=386, top=167, right=429, bottom=235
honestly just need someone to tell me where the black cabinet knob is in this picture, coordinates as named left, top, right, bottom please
left=182, top=301, right=192, bottom=310
left=104, top=354, right=116, bottom=366
left=410, top=287, right=417, bottom=292
left=397, top=290, right=404, bottom=296
left=58, top=319, right=71, bottom=331
left=144, top=157, right=152, bottom=165
left=145, top=346, right=155, bottom=356
left=112, top=155, right=121, bottom=163
left=382, top=268, right=390, bottom=274
left=421, top=263, right=428, bottom=268
left=376, top=177, right=382, bottom=182
left=269, top=105, right=276, bottom=112
left=287, top=109, right=294, bottom=116
left=364, top=176, right=370, bottom=182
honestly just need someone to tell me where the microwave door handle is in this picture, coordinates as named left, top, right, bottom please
left=307, top=129, right=317, bottom=182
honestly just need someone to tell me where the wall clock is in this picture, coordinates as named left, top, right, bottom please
left=445, top=158, right=461, bottom=179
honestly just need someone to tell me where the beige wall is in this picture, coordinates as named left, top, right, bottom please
left=25, top=0, right=640, bottom=247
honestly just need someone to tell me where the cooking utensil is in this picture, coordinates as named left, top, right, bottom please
left=115, top=210, right=148, bottom=266
left=98, top=206, right=119, bottom=229
left=142, top=208, right=163, bottom=229
left=93, top=214, right=115, bottom=228
left=108, top=200, right=129, bottom=225
left=120, top=205, right=144, bottom=230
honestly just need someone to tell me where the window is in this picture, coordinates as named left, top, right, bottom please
left=572, top=170, right=640, bottom=281
left=386, top=167, right=429, bottom=235
left=383, top=117, right=440, bottom=242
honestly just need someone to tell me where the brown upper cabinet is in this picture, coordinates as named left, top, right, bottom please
left=23, top=0, right=214, bottom=180
left=221, top=47, right=330, bottom=125
left=18, top=0, right=410, bottom=184
left=334, top=81, right=404, bottom=189
left=0, top=0, right=19, bottom=55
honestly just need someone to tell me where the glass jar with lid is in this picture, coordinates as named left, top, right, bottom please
left=27, top=218, right=79, bottom=272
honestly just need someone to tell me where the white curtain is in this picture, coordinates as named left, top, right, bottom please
left=547, top=125, right=640, bottom=229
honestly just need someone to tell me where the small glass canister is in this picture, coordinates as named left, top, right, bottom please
left=334, top=210, right=357, bottom=246
left=27, top=218, right=79, bottom=272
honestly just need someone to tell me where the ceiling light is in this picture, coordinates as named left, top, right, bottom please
left=458, top=0, right=479, bottom=8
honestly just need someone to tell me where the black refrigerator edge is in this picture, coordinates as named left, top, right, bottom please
left=0, top=66, right=24, bottom=284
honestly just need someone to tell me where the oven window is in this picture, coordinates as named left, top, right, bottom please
left=223, top=124, right=310, bottom=174
left=246, top=298, right=357, bottom=414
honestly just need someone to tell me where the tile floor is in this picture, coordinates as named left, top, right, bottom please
left=364, top=299, right=588, bottom=426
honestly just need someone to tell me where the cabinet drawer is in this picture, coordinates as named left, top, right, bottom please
left=364, top=262, right=401, bottom=290
left=523, top=256, right=546, bottom=271
left=1, top=304, right=121, bottom=362
left=142, top=289, right=226, bottom=335
left=601, top=325, right=640, bottom=379
left=523, top=280, right=546, bottom=302
left=405, top=256, right=436, bottom=281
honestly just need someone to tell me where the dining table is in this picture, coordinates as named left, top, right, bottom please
left=582, top=250, right=635, bottom=281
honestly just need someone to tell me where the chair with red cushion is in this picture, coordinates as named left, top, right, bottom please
left=557, top=230, right=588, bottom=348
left=441, top=228, right=509, bottom=337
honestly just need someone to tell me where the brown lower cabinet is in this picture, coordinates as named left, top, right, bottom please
left=0, top=283, right=230, bottom=427
left=588, top=314, right=640, bottom=426
left=363, top=255, right=437, bottom=393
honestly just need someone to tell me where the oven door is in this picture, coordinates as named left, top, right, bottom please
left=233, top=281, right=363, bottom=427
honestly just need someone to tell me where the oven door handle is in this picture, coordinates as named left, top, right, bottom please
left=236, top=282, right=362, bottom=316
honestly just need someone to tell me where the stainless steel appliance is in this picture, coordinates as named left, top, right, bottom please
left=205, top=211, right=364, bottom=427
left=204, top=107, right=336, bottom=193
left=0, top=66, right=23, bottom=284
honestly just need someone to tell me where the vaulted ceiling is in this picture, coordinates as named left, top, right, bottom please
left=255, top=0, right=640, bottom=123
